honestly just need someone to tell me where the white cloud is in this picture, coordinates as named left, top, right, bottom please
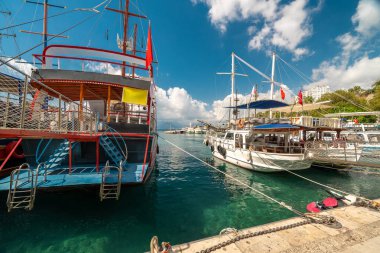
left=85, top=62, right=121, bottom=75
left=336, top=33, right=363, bottom=56
left=270, top=0, right=311, bottom=55
left=306, top=55, right=380, bottom=91
left=192, top=0, right=279, bottom=33
left=193, top=0, right=319, bottom=59
left=352, top=0, right=380, bottom=36
left=156, top=86, right=214, bottom=126
left=0, top=57, right=34, bottom=78
left=304, top=0, right=380, bottom=91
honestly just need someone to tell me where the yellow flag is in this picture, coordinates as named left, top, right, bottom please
left=122, top=87, right=148, bottom=105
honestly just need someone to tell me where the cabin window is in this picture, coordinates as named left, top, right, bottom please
left=235, top=134, right=243, bottom=148
left=368, top=134, right=379, bottom=143
left=225, top=133, right=234, bottom=140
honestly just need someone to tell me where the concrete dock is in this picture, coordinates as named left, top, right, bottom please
left=171, top=199, right=380, bottom=253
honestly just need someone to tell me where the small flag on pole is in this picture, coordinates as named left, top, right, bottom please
left=122, top=87, right=148, bottom=105
left=280, top=87, right=285, bottom=100
left=298, top=90, right=303, bottom=105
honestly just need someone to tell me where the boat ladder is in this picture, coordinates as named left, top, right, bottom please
left=6, top=163, right=38, bottom=212
left=99, top=126, right=128, bottom=167
left=99, top=161, right=122, bottom=201
left=44, top=140, right=74, bottom=170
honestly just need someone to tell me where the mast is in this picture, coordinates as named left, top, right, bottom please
left=231, top=52, right=235, bottom=129
left=43, top=0, right=48, bottom=50
left=121, top=0, right=130, bottom=77
left=106, top=0, right=147, bottom=77
left=132, top=24, right=137, bottom=78
left=270, top=51, right=276, bottom=119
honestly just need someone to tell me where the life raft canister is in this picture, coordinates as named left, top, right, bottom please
left=5, top=141, right=24, bottom=159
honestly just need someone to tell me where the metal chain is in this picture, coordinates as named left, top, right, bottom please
left=354, top=198, right=380, bottom=212
left=196, top=220, right=310, bottom=253
left=196, top=214, right=340, bottom=253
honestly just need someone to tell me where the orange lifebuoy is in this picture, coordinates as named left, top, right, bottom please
left=238, top=119, right=244, bottom=129
left=5, top=141, right=24, bottom=159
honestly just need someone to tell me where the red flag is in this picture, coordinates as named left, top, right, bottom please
left=280, top=87, right=285, bottom=100
left=145, top=23, right=153, bottom=69
left=298, top=90, right=303, bottom=105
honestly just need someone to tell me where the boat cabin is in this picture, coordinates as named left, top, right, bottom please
left=222, top=124, right=304, bottom=154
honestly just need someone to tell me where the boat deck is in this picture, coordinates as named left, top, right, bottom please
left=0, top=163, right=148, bottom=191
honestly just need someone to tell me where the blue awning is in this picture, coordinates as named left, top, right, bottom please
left=253, top=123, right=300, bottom=130
left=226, top=99, right=289, bottom=109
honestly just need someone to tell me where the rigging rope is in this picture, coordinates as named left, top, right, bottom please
left=276, top=54, right=372, bottom=112
left=158, top=135, right=305, bottom=217
left=0, top=12, right=98, bottom=68
left=253, top=150, right=376, bottom=203
left=0, top=10, right=76, bottom=31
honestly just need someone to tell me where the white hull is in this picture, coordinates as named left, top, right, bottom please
left=211, top=147, right=311, bottom=172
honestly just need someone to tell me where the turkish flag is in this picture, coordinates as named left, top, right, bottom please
left=298, top=90, right=303, bottom=105
left=146, top=23, right=153, bottom=69
left=280, top=87, right=285, bottom=100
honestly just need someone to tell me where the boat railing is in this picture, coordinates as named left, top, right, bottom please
left=103, top=125, right=128, bottom=160
left=214, top=139, right=306, bottom=154
left=246, top=143, right=305, bottom=154
left=0, top=59, right=98, bottom=135
left=290, top=116, right=342, bottom=129
left=304, top=140, right=380, bottom=166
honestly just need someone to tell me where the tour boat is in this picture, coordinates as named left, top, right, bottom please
left=0, top=0, right=159, bottom=210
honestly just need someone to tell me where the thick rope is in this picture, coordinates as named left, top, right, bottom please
left=158, top=135, right=305, bottom=217
left=253, top=150, right=375, bottom=202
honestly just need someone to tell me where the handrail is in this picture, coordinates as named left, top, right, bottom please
left=36, top=139, right=53, bottom=163
left=103, top=125, right=128, bottom=160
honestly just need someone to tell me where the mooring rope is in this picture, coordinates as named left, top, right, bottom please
left=253, top=150, right=378, bottom=203
left=159, top=135, right=305, bottom=217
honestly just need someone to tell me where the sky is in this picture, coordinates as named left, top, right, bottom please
left=1, top=0, right=380, bottom=128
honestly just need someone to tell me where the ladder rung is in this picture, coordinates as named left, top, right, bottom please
left=12, top=195, right=32, bottom=199
left=11, top=189, right=32, bottom=193
left=9, top=200, right=32, bottom=204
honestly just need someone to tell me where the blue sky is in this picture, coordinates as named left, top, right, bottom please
left=1, top=0, right=380, bottom=126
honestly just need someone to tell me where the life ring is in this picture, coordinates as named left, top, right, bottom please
left=238, top=119, right=244, bottom=129
left=5, top=141, right=24, bottom=159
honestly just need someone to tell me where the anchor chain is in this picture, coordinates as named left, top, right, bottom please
left=354, top=198, right=380, bottom=211
left=196, top=214, right=340, bottom=253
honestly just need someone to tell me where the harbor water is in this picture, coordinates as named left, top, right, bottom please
left=1, top=133, right=380, bottom=253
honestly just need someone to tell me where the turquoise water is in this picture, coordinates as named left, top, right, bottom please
left=1, top=133, right=380, bottom=252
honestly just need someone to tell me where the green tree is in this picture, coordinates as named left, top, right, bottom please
left=304, top=96, right=313, bottom=104
left=370, top=83, right=380, bottom=111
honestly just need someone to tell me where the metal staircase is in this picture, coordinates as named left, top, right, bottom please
left=99, top=161, right=122, bottom=201
left=100, top=126, right=128, bottom=167
left=45, top=140, right=73, bottom=169
left=7, top=163, right=37, bottom=212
